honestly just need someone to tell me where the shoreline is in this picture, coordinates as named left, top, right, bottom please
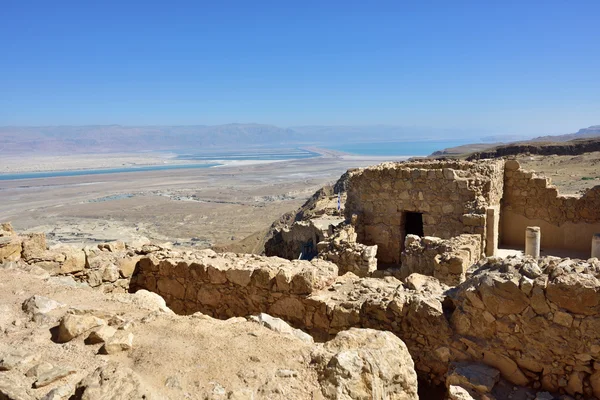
left=0, top=147, right=419, bottom=177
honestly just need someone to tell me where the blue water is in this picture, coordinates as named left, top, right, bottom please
left=0, top=163, right=221, bottom=181
left=323, top=140, right=471, bottom=156
left=177, top=148, right=319, bottom=161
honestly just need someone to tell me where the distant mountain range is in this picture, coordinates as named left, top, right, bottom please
left=0, top=124, right=598, bottom=155
left=531, top=125, right=600, bottom=142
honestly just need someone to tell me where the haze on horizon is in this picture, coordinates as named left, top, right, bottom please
left=1, top=1, right=599, bottom=138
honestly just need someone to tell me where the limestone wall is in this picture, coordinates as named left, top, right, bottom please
left=449, top=256, right=600, bottom=398
left=399, top=234, right=481, bottom=285
left=345, top=159, right=504, bottom=264
left=129, top=248, right=600, bottom=397
left=316, top=224, right=377, bottom=277
left=129, top=250, right=339, bottom=328
left=502, top=160, right=600, bottom=253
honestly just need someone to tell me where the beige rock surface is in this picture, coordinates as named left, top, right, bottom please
left=313, top=328, right=419, bottom=400
left=0, top=257, right=419, bottom=399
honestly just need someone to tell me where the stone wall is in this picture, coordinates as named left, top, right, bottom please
left=317, top=224, right=377, bottom=277
left=344, top=159, right=505, bottom=264
left=129, top=250, right=339, bottom=328
left=502, top=160, right=600, bottom=254
left=0, top=222, right=155, bottom=293
left=399, top=234, right=481, bottom=285
left=449, top=256, right=600, bottom=398
left=265, top=217, right=343, bottom=260
left=129, top=248, right=600, bottom=397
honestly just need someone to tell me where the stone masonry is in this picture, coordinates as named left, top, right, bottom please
left=128, top=245, right=600, bottom=398
left=400, top=234, right=481, bottom=286
left=344, top=159, right=505, bottom=264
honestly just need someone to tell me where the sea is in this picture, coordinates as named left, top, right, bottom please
left=322, top=140, right=470, bottom=156
left=0, top=140, right=468, bottom=181
left=0, top=163, right=221, bottom=181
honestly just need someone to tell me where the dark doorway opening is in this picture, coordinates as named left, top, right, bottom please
left=405, top=212, right=424, bottom=237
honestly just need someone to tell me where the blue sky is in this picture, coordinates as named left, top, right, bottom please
left=1, top=0, right=599, bottom=136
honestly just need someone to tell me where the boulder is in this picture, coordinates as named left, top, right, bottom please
left=248, top=313, right=313, bottom=343
left=98, top=241, right=126, bottom=253
left=21, top=233, right=47, bottom=261
left=57, top=314, right=106, bottom=343
left=74, top=363, right=154, bottom=399
left=0, top=350, right=40, bottom=371
left=314, top=328, right=418, bottom=400
left=405, top=273, right=449, bottom=294
left=446, top=363, right=500, bottom=394
left=447, top=385, right=476, bottom=400
left=85, top=325, right=117, bottom=344
left=100, top=332, right=134, bottom=354
left=102, top=265, right=120, bottom=283
left=41, top=384, right=75, bottom=400
left=118, top=256, right=142, bottom=278
left=33, top=366, right=77, bottom=388
left=54, top=246, right=86, bottom=274
left=0, top=374, right=32, bottom=400
left=130, top=289, right=174, bottom=314
left=25, top=362, right=54, bottom=378
left=22, top=295, right=64, bottom=315
left=0, top=236, right=22, bottom=262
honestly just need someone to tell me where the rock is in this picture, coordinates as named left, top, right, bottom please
left=46, top=276, right=85, bottom=288
left=102, top=265, right=120, bottom=283
left=0, top=236, right=22, bottom=263
left=521, top=260, right=542, bottom=279
left=447, top=385, right=476, bottom=400
left=130, top=289, right=174, bottom=314
left=99, top=241, right=126, bottom=253
left=25, top=362, right=54, bottom=378
left=0, top=374, right=32, bottom=400
left=0, top=350, right=40, bottom=371
left=446, top=363, right=500, bottom=394
left=276, top=369, right=298, bottom=378
left=53, top=246, right=86, bottom=274
left=74, top=363, right=153, bottom=399
left=33, top=366, right=77, bottom=388
left=41, top=384, right=75, bottom=400
left=22, top=295, right=64, bottom=315
left=86, top=270, right=103, bottom=287
left=117, top=256, right=141, bottom=278
left=85, top=325, right=117, bottom=344
left=21, top=233, right=47, bottom=261
left=482, top=351, right=528, bottom=386
left=164, top=376, right=181, bottom=389
left=100, top=332, right=134, bottom=354
left=314, top=328, right=418, bottom=400
left=57, top=314, right=106, bottom=343
left=405, top=273, right=448, bottom=294
left=249, top=313, right=313, bottom=343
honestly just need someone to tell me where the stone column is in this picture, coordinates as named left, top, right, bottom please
left=525, top=226, right=541, bottom=258
left=592, top=234, right=600, bottom=259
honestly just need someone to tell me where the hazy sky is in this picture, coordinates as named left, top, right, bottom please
left=1, top=0, right=599, bottom=135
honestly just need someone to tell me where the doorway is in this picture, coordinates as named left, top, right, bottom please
left=405, top=212, right=424, bottom=237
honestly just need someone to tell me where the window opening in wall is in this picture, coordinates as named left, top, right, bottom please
left=405, top=212, right=424, bottom=237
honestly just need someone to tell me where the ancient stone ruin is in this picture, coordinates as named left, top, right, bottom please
left=2, top=157, right=600, bottom=399
left=267, top=159, right=600, bottom=286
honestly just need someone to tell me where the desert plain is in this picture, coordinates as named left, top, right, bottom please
left=0, top=150, right=407, bottom=252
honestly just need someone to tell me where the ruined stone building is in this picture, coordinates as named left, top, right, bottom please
left=268, top=158, right=600, bottom=284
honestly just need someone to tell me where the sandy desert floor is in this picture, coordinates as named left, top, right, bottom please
left=0, top=152, right=406, bottom=250
left=2, top=150, right=598, bottom=253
